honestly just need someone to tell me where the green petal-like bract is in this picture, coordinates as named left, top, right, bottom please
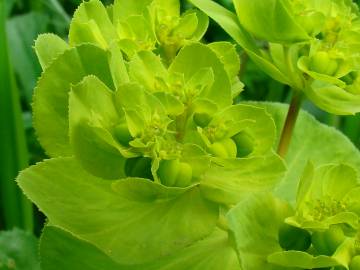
left=233, top=0, right=310, bottom=43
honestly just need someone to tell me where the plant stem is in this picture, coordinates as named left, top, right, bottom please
left=277, top=90, right=303, bottom=158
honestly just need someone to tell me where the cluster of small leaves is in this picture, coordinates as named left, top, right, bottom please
left=191, top=0, right=360, bottom=115
left=16, top=0, right=360, bottom=269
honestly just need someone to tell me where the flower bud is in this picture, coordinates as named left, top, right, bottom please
left=311, top=225, right=345, bottom=255
left=158, top=159, right=180, bottom=187
left=158, top=159, right=193, bottom=187
left=209, top=138, right=237, bottom=158
left=174, top=162, right=193, bottom=187
left=310, top=51, right=339, bottom=76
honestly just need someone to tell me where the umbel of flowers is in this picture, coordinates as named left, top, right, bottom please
left=192, top=0, right=360, bottom=115
left=17, top=0, right=360, bottom=269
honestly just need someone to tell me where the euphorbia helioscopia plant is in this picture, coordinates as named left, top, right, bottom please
left=16, top=0, right=360, bottom=269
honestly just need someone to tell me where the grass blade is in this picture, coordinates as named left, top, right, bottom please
left=0, top=0, right=33, bottom=232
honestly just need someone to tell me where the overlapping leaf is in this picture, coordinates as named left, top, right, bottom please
left=33, top=43, right=115, bottom=157
left=40, top=226, right=241, bottom=270
left=17, top=157, right=218, bottom=264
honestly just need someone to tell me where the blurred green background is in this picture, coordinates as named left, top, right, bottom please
left=1, top=0, right=360, bottom=237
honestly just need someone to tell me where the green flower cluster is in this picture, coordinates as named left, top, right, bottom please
left=191, top=0, right=360, bottom=114
left=18, top=0, right=287, bottom=268
left=69, top=0, right=208, bottom=63
left=227, top=163, right=360, bottom=270
left=32, top=0, right=281, bottom=187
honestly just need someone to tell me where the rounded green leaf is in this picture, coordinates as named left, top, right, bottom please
left=153, top=92, right=185, bottom=116
left=131, top=229, right=241, bottom=270
left=189, top=9, right=209, bottom=41
left=173, top=12, right=198, bottom=39
left=40, top=226, right=240, bottom=270
left=108, top=43, right=130, bottom=89
left=304, top=80, right=360, bottom=115
left=153, top=0, right=180, bottom=17
left=267, top=250, right=339, bottom=269
left=69, top=76, right=130, bottom=179
left=69, top=0, right=117, bottom=48
left=40, top=226, right=122, bottom=270
left=34, top=34, right=69, bottom=70
left=17, top=158, right=218, bottom=265
left=233, top=0, right=310, bottom=43
left=33, top=44, right=114, bottom=157
left=169, top=42, right=232, bottom=108
left=188, top=0, right=291, bottom=85
left=129, top=50, right=168, bottom=92
left=200, top=154, right=286, bottom=205
left=208, top=42, right=240, bottom=79
left=113, top=0, right=153, bottom=22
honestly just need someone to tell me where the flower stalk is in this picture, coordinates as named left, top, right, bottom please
left=277, top=90, right=304, bottom=157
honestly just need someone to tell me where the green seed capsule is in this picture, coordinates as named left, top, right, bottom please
left=158, top=159, right=180, bottom=187
left=278, top=223, right=311, bottom=251
left=174, top=162, right=193, bottom=187
left=232, top=132, right=254, bottom=157
left=325, top=60, right=339, bottom=76
left=310, top=51, right=339, bottom=76
left=158, top=160, right=193, bottom=187
left=350, top=255, right=360, bottom=270
left=209, top=138, right=237, bottom=158
left=114, top=122, right=132, bottom=146
left=193, top=112, right=212, bottom=127
left=312, top=225, right=345, bottom=256
left=125, top=157, right=153, bottom=179
left=222, top=138, right=237, bottom=158
left=209, top=142, right=228, bottom=158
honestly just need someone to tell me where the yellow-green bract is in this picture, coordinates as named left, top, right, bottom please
left=190, top=0, right=360, bottom=115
